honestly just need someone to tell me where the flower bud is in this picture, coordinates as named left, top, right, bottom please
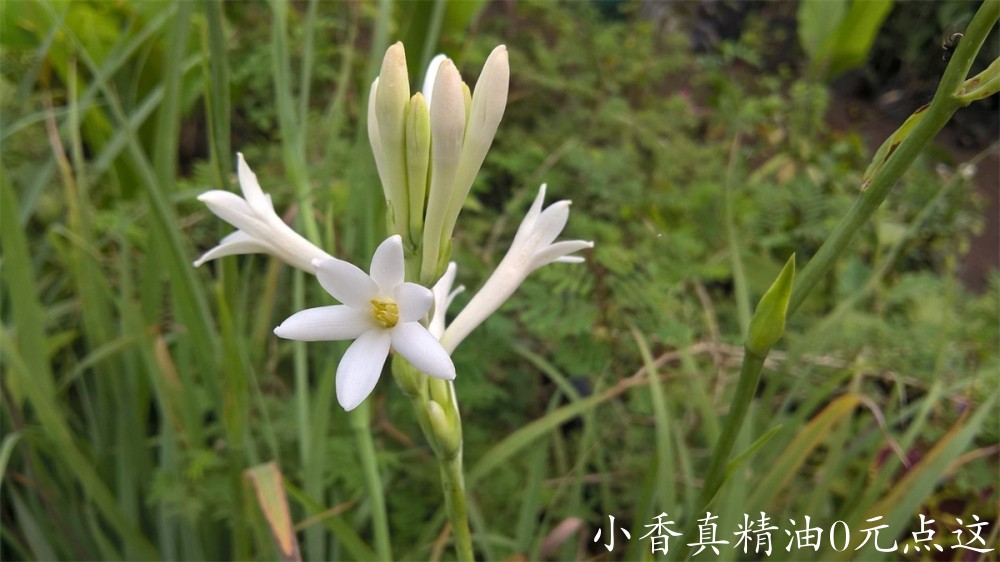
left=421, top=60, right=466, bottom=280
left=745, top=254, right=796, bottom=355
left=405, top=93, right=431, bottom=244
left=427, top=399, right=461, bottom=458
left=374, top=42, right=411, bottom=240
left=443, top=46, right=509, bottom=238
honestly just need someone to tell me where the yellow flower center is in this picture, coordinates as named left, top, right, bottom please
left=370, top=298, right=399, bottom=328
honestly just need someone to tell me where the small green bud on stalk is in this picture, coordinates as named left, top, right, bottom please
left=428, top=400, right=461, bottom=458
left=391, top=354, right=423, bottom=399
left=745, top=254, right=796, bottom=355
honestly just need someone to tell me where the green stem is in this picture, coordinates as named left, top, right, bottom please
left=788, top=0, right=999, bottom=318
left=679, top=4, right=1000, bottom=560
left=699, top=350, right=766, bottom=505
left=439, top=454, right=475, bottom=562
left=349, top=401, right=393, bottom=561
left=395, top=356, right=473, bottom=561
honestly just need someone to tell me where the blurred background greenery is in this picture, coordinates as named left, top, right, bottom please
left=1, top=1, right=997, bottom=560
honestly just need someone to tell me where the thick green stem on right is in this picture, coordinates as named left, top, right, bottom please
left=683, top=2, right=1000, bottom=559
left=788, top=0, right=999, bottom=317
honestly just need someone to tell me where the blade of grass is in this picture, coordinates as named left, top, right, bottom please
left=246, top=462, right=303, bottom=562
left=630, top=326, right=676, bottom=512
left=1, top=177, right=158, bottom=559
left=0, top=432, right=24, bottom=489
left=747, top=393, right=862, bottom=508
left=48, top=5, right=221, bottom=366
left=203, top=0, right=232, bottom=187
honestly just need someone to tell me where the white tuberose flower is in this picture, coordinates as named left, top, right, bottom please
left=194, top=153, right=333, bottom=272
left=274, top=235, right=456, bottom=411
left=440, top=185, right=593, bottom=353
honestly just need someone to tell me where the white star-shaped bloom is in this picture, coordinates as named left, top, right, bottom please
left=274, top=235, right=456, bottom=411
left=194, top=153, right=332, bottom=272
left=440, top=184, right=592, bottom=353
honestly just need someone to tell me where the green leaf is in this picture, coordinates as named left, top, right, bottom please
left=956, top=56, right=1000, bottom=103
left=861, top=104, right=929, bottom=190
left=797, top=0, right=847, bottom=59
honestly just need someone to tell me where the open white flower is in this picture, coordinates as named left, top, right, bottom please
left=441, top=185, right=593, bottom=353
left=194, top=153, right=332, bottom=272
left=274, top=235, right=456, bottom=411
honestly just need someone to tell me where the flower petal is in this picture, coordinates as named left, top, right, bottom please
left=530, top=239, right=593, bottom=271
left=391, top=322, right=456, bottom=380
left=193, top=230, right=273, bottom=266
left=429, top=262, right=460, bottom=338
left=531, top=200, right=571, bottom=248
left=273, top=305, right=375, bottom=341
left=336, top=330, right=392, bottom=411
left=199, top=190, right=256, bottom=223
left=511, top=184, right=547, bottom=248
left=237, top=153, right=274, bottom=215
left=370, top=235, right=404, bottom=292
left=395, top=282, right=433, bottom=322
left=421, top=54, right=448, bottom=105
left=313, top=258, right=378, bottom=306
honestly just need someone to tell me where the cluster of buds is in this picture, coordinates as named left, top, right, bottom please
left=368, top=42, right=509, bottom=286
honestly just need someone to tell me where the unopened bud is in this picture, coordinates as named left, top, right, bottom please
left=428, top=399, right=461, bottom=458
left=745, top=254, right=796, bottom=355
left=406, top=93, right=431, bottom=243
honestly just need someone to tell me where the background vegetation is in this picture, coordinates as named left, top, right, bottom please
left=2, top=1, right=996, bottom=560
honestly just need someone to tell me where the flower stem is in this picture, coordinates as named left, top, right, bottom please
left=348, top=401, right=393, bottom=561
left=439, top=453, right=475, bottom=562
left=787, top=0, right=999, bottom=317
left=392, top=357, right=474, bottom=560
left=677, top=4, right=1000, bottom=560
